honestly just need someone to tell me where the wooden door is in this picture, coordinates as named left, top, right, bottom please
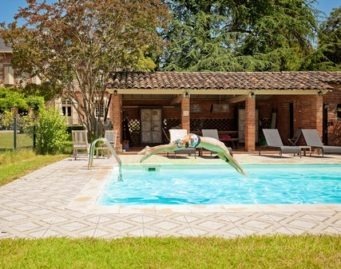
left=141, top=109, right=162, bottom=144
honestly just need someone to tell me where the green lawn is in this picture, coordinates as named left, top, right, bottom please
left=0, top=150, right=66, bottom=186
left=0, top=131, right=33, bottom=149
left=0, top=236, right=340, bottom=268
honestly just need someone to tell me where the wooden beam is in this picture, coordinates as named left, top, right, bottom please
left=227, top=95, right=247, bottom=104
left=170, top=94, right=183, bottom=105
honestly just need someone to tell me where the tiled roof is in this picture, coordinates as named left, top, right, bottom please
left=109, top=71, right=341, bottom=90
left=0, top=38, right=12, bottom=53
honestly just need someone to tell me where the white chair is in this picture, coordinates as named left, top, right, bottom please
left=95, top=130, right=118, bottom=157
left=168, top=129, right=196, bottom=158
left=169, top=129, right=188, bottom=142
left=72, top=130, right=89, bottom=160
left=105, top=130, right=117, bottom=148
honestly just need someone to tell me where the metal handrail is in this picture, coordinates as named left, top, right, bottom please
left=88, top=138, right=122, bottom=181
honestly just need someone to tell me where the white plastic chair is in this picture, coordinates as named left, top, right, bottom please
left=95, top=130, right=118, bottom=157
left=105, top=130, right=117, bottom=148
left=168, top=129, right=196, bottom=158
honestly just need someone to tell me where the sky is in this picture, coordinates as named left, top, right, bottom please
left=0, top=0, right=340, bottom=24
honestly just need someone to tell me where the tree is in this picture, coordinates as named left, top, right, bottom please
left=0, top=87, right=44, bottom=131
left=161, top=0, right=318, bottom=71
left=319, top=8, right=341, bottom=65
left=1, top=0, right=169, bottom=139
left=0, top=87, right=44, bottom=113
left=314, top=7, right=341, bottom=70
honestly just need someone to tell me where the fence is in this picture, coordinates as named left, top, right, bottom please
left=0, top=116, right=35, bottom=151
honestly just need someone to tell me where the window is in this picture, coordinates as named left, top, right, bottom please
left=211, top=104, right=229, bottom=113
left=337, top=104, right=341, bottom=120
left=95, top=98, right=108, bottom=118
left=62, top=106, right=72, bottom=117
left=95, top=100, right=104, bottom=118
left=31, top=75, right=41, bottom=85
left=61, top=99, right=72, bottom=117
left=190, top=104, right=201, bottom=113
left=4, top=65, right=14, bottom=85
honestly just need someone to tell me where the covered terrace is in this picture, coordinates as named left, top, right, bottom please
left=107, top=71, right=341, bottom=152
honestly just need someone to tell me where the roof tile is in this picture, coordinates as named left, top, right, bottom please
left=110, top=71, right=341, bottom=90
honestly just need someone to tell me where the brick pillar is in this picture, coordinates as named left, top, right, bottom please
left=181, top=94, right=190, bottom=132
left=313, top=95, right=323, bottom=137
left=110, top=93, right=122, bottom=151
left=245, top=95, right=256, bottom=152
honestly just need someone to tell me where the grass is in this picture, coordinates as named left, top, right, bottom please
left=0, top=150, right=66, bottom=186
left=0, top=236, right=340, bottom=268
left=0, top=131, right=33, bottom=149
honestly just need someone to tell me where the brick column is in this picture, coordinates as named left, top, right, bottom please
left=312, top=95, right=323, bottom=136
left=110, top=93, right=122, bottom=151
left=181, top=94, right=190, bottom=132
left=245, top=95, right=256, bottom=152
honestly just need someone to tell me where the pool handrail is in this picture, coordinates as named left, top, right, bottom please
left=88, top=138, right=122, bottom=181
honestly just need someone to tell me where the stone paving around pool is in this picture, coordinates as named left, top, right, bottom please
left=0, top=153, right=340, bottom=239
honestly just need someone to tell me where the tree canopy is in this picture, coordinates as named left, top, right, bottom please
left=161, top=0, right=319, bottom=71
left=0, top=87, right=44, bottom=113
left=1, top=0, right=169, bottom=138
left=316, top=7, right=341, bottom=69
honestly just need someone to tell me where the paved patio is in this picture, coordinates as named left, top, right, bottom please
left=0, top=153, right=340, bottom=238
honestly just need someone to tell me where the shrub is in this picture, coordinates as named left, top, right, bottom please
left=35, top=108, right=68, bottom=154
left=0, top=111, right=13, bottom=130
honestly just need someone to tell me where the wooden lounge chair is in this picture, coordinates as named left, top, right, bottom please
left=260, top=129, right=300, bottom=157
left=168, top=129, right=196, bottom=158
left=301, top=129, right=341, bottom=156
left=201, top=129, right=233, bottom=155
left=72, top=130, right=89, bottom=160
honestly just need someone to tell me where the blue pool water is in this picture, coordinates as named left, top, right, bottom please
left=99, top=164, right=341, bottom=205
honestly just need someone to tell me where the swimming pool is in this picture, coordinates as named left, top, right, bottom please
left=99, top=164, right=341, bottom=205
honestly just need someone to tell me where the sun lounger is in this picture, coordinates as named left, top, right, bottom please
left=301, top=129, right=341, bottom=156
left=201, top=129, right=233, bottom=155
left=260, top=129, right=300, bottom=157
left=169, top=129, right=196, bottom=158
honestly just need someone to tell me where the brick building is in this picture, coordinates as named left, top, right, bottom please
left=0, top=38, right=13, bottom=85
left=108, top=72, right=341, bottom=152
left=0, top=38, right=82, bottom=126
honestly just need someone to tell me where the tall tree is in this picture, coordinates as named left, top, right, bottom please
left=161, top=0, right=317, bottom=71
left=1, top=0, right=168, bottom=138
left=319, top=8, right=341, bottom=64
left=300, top=7, right=341, bottom=70
left=317, top=7, right=341, bottom=69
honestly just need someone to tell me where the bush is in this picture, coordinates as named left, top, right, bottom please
left=0, top=111, right=13, bottom=130
left=35, top=108, right=68, bottom=154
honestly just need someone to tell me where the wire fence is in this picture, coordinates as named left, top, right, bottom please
left=0, top=117, right=35, bottom=151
